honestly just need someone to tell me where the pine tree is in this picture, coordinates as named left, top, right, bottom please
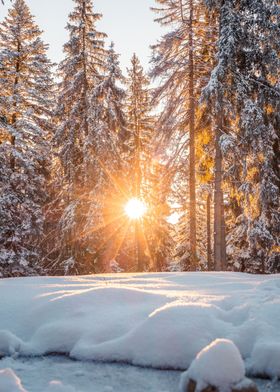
left=116, top=55, right=154, bottom=271
left=113, top=55, right=174, bottom=272
left=204, top=0, right=280, bottom=273
left=85, top=42, right=128, bottom=272
left=47, top=0, right=108, bottom=274
left=144, top=160, right=175, bottom=271
left=151, top=0, right=217, bottom=270
left=0, top=0, right=54, bottom=276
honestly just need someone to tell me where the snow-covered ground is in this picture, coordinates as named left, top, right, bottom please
left=0, top=356, right=180, bottom=392
left=0, top=356, right=279, bottom=392
left=0, top=272, right=280, bottom=391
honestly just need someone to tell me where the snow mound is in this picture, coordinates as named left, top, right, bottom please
left=44, top=380, right=76, bottom=392
left=249, top=341, right=280, bottom=378
left=0, top=330, right=22, bottom=357
left=0, top=368, right=27, bottom=392
left=0, top=273, right=279, bottom=378
left=71, top=302, right=228, bottom=369
left=180, top=339, right=245, bottom=392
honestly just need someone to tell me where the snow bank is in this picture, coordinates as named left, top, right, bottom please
left=0, top=330, right=22, bottom=357
left=0, top=273, right=279, bottom=378
left=180, top=339, right=245, bottom=392
left=249, top=341, right=280, bottom=378
left=0, top=368, right=27, bottom=392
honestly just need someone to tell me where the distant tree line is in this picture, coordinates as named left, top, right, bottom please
left=0, top=0, right=279, bottom=277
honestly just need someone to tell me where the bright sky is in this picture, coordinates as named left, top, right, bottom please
left=0, top=0, right=163, bottom=73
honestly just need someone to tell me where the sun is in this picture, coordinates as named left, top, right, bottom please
left=124, top=198, right=147, bottom=220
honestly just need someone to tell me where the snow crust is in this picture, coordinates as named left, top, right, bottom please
left=0, top=272, right=279, bottom=378
left=0, top=368, right=27, bottom=392
left=180, top=339, right=245, bottom=392
left=44, top=380, right=76, bottom=392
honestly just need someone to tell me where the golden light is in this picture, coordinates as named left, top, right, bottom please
left=124, top=198, right=147, bottom=220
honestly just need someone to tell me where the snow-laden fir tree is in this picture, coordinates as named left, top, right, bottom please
left=204, top=0, right=280, bottom=273
left=143, top=160, right=175, bottom=272
left=151, top=0, right=218, bottom=270
left=119, top=55, right=154, bottom=271
left=84, top=41, right=128, bottom=272
left=47, top=0, right=108, bottom=275
left=115, top=54, right=173, bottom=272
left=0, top=0, right=54, bottom=276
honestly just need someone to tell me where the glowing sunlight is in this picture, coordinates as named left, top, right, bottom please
left=124, top=198, right=147, bottom=220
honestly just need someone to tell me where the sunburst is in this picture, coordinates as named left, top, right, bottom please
left=124, top=198, right=147, bottom=220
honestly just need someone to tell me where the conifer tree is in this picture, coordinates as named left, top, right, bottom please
left=115, top=55, right=174, bottom=272
left=143, top=160, right=175, bottom=271
left=204, top=0, right=280, bottom=273
left=0, top=0, right=54, bottom=276
left=151, top=0, right=217, bottom=269
left=48, top=0, right=108, bottom=274
left=117, top=55, right=154, bottom=271
left=86, top=42, right=128, bottom=272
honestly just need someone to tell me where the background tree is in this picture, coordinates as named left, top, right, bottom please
left=204, top=0, right=280, bottom=273
left=46, top=0, right=108, bottom=274
left=151, top=0, right=218, bottom=270
left=0, top=0, right=54, bottom=276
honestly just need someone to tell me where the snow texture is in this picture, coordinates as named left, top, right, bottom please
left=44, top=380, right=76, bottom=392
left=0, top=356, right=180, bottom=392
left=0, top=272, right=279, bottom=379
left=0, top=356, right=278, bottom=392
left=179, top=339, right=245, bottom=392
left=0, top=368, right=27, bottom=392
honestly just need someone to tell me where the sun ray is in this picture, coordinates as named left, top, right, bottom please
left=124, top=198, right=147, bottom=220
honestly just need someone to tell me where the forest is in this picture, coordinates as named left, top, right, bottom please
left=0, top=0, right=279, bottom=278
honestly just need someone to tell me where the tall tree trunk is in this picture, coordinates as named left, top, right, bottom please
left=188, top=0, right=196, bottom=265
left=207, top=192, right=212, bottom=270
left=82, top=0, right=89, bottom=139
left=131, top=58, right=144, bottom=272
left=10, top=40, right=21, bottom=170
left=214, top=94, right=226, bottom=270
left=183, top=0, right=197, bottom=266
left=135, top=118, right=146, bottom=272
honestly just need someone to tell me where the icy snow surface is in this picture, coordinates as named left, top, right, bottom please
left=180, top=339, right=245, bottom=392
left=0, top=272, right=280, bottom=379
left=0, top=356, right=278, bottom=392
left=0, top=368, right=27, bottom=392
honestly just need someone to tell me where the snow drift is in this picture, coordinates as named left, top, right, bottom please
left=0, top=272, right=279, bottom=378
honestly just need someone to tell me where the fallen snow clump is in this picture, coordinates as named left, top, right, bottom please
left=180, top=339, right=245, bottom=392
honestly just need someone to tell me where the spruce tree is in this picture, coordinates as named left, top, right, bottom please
left=116, top=54, right=174, bottom=272
left=0, top=0, right=54, bottom=276
left=151, top=0, right=217, bottom=270
left=85, top=42, right=128, bottom=272
left=204, top=0, right=280, bottom=273
left=48, top=0, right=108, bottom=274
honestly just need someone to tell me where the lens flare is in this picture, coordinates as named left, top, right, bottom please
left=124, top=198, right=147, bottom=220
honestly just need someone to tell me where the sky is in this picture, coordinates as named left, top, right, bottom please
left=0, top=0, right=164, bottom=73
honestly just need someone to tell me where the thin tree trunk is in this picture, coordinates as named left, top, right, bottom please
left=207, top=192, right=212, bottom=270
left=131, top=58, right=144, bottom=272
left=213, top=5, right=226, bottom=272
left=82, top=0, right=89, bottom=139
left=214, top=95, right=226, bottom=271
left=10, top=40, right=21, bottom=170
left=181, top=0, right=197, bottom=267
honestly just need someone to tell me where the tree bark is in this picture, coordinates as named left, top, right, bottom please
left=180, top=0, right=197, bottom=267
left=207, top=192, right=212, bottom=270
left=10, top=39, right=21, bottom=170
left=214, top=96, right=226, bottom=271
